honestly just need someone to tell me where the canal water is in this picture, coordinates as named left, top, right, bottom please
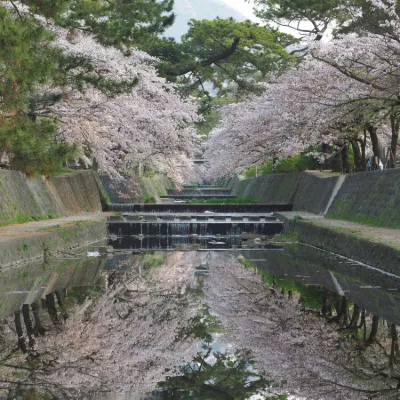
left=0, top=240, right=399, bottom=399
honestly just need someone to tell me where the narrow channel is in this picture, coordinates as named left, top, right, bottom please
left=0, top=200, right=399, bottom=399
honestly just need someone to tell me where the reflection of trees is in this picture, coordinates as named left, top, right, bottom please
left=156, top=347, right=277, bottom=400
left=12, top=290, right=69, bottom=353
left=274, top=279, right=400, bottom=393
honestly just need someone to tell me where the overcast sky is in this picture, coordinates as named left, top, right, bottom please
left=217, top=0, right=258, bottom=21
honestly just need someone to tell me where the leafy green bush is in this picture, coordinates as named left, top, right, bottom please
left=189, top=197, right=262, bottom=204
left=244, top=154, right=318, bottom=177
left=144, top=196, right=156, bottom=203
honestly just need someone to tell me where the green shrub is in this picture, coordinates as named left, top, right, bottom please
left=189, top=197, right=262, bottom=204
left=144, top=196, right=156, bottom=203
left=244, top=153, right=318, bottom=177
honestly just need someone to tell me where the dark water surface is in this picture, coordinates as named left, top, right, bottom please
left=1, top=241, right=400, bottom=399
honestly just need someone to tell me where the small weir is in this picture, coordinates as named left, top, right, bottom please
left=106, top=205, right=284, bottom=250
left=106, top=203, right=292, bottom=213
left=163, top=188, right=235, bottom=199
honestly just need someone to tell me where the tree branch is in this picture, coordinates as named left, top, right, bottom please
left=166, top=38, right=241, bottom=77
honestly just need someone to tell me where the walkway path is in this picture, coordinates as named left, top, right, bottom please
left=277, top=211, right=400, bottom=250
left=0, top=212, right=109, bottom=238
left=0, top=213, right=110, bottom=268
left=276, top=211, right=400, bottom=274
left=0, top=212, right=112, bottom=241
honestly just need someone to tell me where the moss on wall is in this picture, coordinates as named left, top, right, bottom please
left=292, top=172, right=340, bottom=215
left=100, top=173, right=174, bottom=203
left=0, top=220, right=107, bottom=269
left=232, top=173, right=301, bottom=204
left=295, top=220, right=400, bottom=275
left=232, top=172, right=340, bottom=215
left=0, top=170, right=103, bottom=226
left=327, top=169, right=400, bottom=228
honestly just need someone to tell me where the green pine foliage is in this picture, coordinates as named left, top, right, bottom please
left=0, top=3, right=140, bottom=176
left=20, top=0, right=176, bottom=48
left=148, top=18, right=296, bottom=97
left=0, top=8, right=77, bottom=176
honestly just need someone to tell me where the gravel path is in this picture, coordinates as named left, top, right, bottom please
left=0, top=213, right=110, bottom=238
left=277, top=211, right=400, bottom=250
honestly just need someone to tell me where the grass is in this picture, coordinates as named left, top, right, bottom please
left=144, top=196, right=156, bottom=203
left=270, top=232, right=298, bottom=242
left=327, top=212, right=400, bottom=230
left=238, top=255, right=325, bottom=310
left=188, top=197, right=263, bottom=204
left=318, top=170, right=342, bottom=177
left=0, top=212, right=58, bottom=228
left=141, top=252, right=165, bottom=268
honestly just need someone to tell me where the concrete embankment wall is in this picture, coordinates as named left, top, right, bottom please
left=0, top=170, right=108, bottom=267
left=0, top=170, right=103, bottom=226
left=101, top=173, right=174, bottom=203
left=0, top=220, right=107, bottom=269
left=233, top=168, right=400, bottom=224
left=294, top=220, right=400, bottom=275
left=327, top=169, right=400, bottom=228
left=232, top=173, right=301, bottom=205
left=232, top=171, right=340, bottom=215
left=233, top=169, right=400, bottom=272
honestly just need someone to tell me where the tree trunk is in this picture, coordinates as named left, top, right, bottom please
left=321, top=293, right=332, bottom=316
left=341, top=145, right=351, bottom=173
left=31, top=300, right=46, bottom=336
left=390, top=114, right=399, bottom=168
left=367, top=125, right=384, bottom=165
left=358, top=309, right=367, bottom=340
left=22, top=304, right=35, bottom=347
left=14, top=311, right=27, bottom=353
left=351, top=140, right=362, bottom=171
left=348, top=304, right=361, bottom=329
left=55, top=290, right=68, bottom=321
left=45, top=293, right=60, bottom=325
left=390, top=324, right=399, bottom=367
left=361, top=130, right=367, bottom=171
left=366, top=315, right=380, bottom=345
left=330, top=296, right=349, bottom=325
left=322, top=143, right=332, bottom=170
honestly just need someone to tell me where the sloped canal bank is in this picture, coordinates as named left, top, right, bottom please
left=0, top=245, right=399, bottom=399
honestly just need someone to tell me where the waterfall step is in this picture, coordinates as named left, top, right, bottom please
left=106, top=203, right=292, bottom=213
left=107, top=221, right=283, bottom=236
left=159, top=195, right=237, bottom=200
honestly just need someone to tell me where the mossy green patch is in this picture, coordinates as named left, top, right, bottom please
left=188, top=197, right=263, bottom=204
left=238, top=256, right=324, bottom=310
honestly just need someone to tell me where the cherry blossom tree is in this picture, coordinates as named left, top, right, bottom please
left=39, top=27, right=200, bottom=183
left=2, top=2, right=200, bottom=183
left=204, top=0, right=400, bottom=179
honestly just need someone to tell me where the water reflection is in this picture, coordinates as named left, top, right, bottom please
left=240, top=245, right=400, bottom=325
left=1, top=246, right=400, bottom=399
left=155, top=346, right=276, bottom=400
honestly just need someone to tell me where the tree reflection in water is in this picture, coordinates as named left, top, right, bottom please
left=156, top=344, right=285, bottom=400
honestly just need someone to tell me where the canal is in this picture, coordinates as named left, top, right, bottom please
left=0, top=209, right=399, bottom=399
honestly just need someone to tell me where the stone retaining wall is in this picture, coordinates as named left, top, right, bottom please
left=233, top=168, right=400, bottom=224
left=0, top=220, right=107, bottom=269
left=100, top=173, right=174, bottom=203
left=292, top=172, right=340, bottom=214
left=327, top=169, right=400, bottom=228
left=232, top=172, right=340, bottom=214
left=232, top=173, right=301, bottom=205
left=0, top=170, right=103, bottom=226
left=295, top=220, right=400, bottom=275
